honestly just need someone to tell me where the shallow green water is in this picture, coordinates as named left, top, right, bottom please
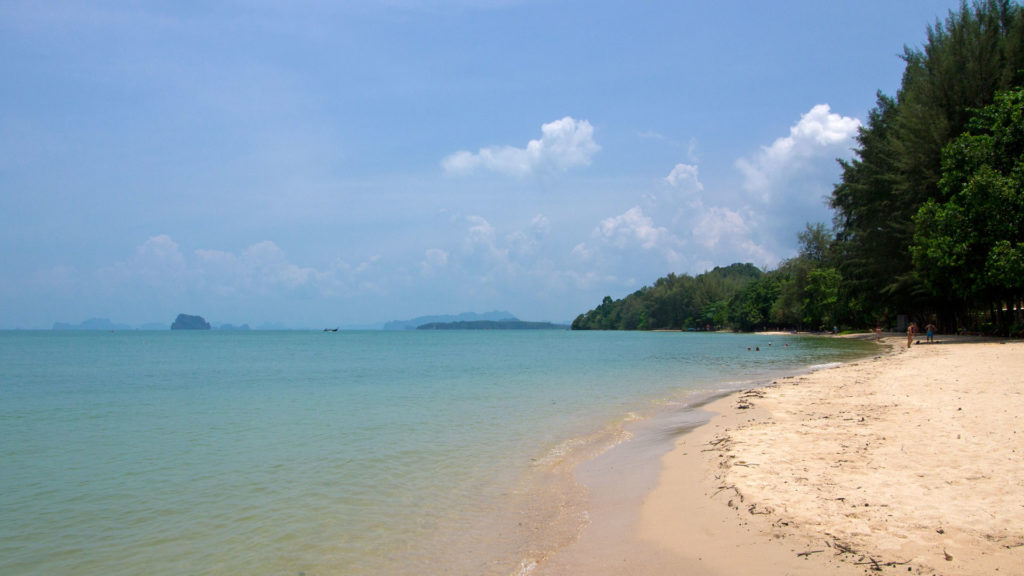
left=0, top=330, right=876, bottom=575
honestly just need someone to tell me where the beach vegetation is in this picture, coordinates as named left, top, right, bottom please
left=575, top=0, right=1024, bottom=334
left=571, top=264, right=763, bottom=330
left=911, top=87, right=1024, bottom=331
left=831, top=0, right=1024, bottom=334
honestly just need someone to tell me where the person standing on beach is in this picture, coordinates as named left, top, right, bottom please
left=925, top=322, right=936, bottom=343
left=907, top=322, right=917, bottom=348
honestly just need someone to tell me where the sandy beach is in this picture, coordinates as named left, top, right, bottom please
left=536, top=335, right=1024, bottom=575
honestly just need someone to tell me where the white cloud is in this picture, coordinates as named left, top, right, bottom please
left=692, top=206, right=749, bottom=250
left=738, top=239, right=778, bottom=267
left=193, top=241, right=318, bottom=293
left=104, top=236, right=389, bottom=302
left=735, top=104, right=860, bottom=203
left=570, top=242, right=592, bottom=261
left=136, top=234, right=184, bottom=263
left=425, top=248, right=449, bottom=266
left=463, top=215, right=504, bottom=256
left=419, top=248, right=449, bottom=275
left=442, top=116, right=599, bottom=176
left=687, top=137, right=700, bottom=163
left=121, top=234, right=188, bottom=288
left=579, top=207, right=687, bottom=275
left=508, top=214, right=550, bottom=257
left=596, top=206, right=671, bottom=250
left=240, top=241, right=317, bottom=290
left=664, top=162, right=703, bottom=189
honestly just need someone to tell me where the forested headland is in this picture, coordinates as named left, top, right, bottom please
left=574, top=0, right=1024, bottom=335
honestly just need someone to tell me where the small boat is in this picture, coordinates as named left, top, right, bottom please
left=323, top=328, right=339, bottom=332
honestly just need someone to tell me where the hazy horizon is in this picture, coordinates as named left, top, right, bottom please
left=1, top=1, right=965, bottom=329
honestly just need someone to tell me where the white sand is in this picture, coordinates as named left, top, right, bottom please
left=535, top=336, right=1024, bottom=575
left=641, top=336, right=1024, bottom=575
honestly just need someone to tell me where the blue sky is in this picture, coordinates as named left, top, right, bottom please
left=1, top=0, right=964, bottom=328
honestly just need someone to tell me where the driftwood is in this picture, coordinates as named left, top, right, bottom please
left=712, top=484, right=743, bottom=502
left=830, top=540, right=857, bottom=555
left=702, top=435, right=732, bottom=451
left=852, top=557, right=911, bottom=571
left=796, top=550, right=824, bottom=557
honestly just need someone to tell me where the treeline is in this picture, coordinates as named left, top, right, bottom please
left=571, top=263, right=764, bottom=330
left=576, top=0, right=1024, bottom=335
left=833, top=0, right=1024, bottom=335
left=571, top=232, right=840, bottom=332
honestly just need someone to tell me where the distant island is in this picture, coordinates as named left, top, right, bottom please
left=385, top=311, right=518, bottom=330
left=171, top=314, right=211, bottom=330
left=218, top=323, right=251, bottom=331
left=417, top=320, right=568, bottom=330
left=50, top=317, right=250, bottom=330
left=53, top=318, right=132, bottom=331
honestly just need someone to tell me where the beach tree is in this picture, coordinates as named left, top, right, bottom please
left=831, top=0, right=1024, bottom=328
left=831, top=94, right=906, bottom=325
left=727, top=275, right=781, bottom=332
left=912, top=88, right=1024, bottom=332
left=802, top=267, right=842, bottom=330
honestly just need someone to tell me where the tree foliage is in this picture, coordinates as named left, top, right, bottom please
left=573, top=1, right=1024, bottom=335
left=830, top=0, right=1024, bottom=332
left=573, top=226, right=843, bottom=332
left=911, top=88, right=1024, bottom=310
left=571, top=264, right=764, bottom=331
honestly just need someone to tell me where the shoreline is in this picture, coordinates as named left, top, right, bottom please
left=534, top=335, right=1024, bottom=575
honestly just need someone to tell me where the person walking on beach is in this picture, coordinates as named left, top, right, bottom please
left=907, top=322, right=917, bottom=348
left=925, top=322, right=936, bottom=343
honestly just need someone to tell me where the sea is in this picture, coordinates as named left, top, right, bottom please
left=0, top=330, right=877, bottom=576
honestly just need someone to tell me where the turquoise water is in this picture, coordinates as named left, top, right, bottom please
left=0, top=330, right=876, bottom=575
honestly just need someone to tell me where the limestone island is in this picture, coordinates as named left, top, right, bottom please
left=171, top=314, right=211, bottom=330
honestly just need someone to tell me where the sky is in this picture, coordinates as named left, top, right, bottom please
left=1, top=0, right=966, bottom=329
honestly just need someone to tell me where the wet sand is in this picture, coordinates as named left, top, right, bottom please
left=536, top=336, right=1024, bottom=575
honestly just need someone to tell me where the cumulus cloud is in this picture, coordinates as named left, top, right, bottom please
left=663, top=163, right=706, bottom=210
left=574, top=104, right=857, bottom=285
left=107, top=234, right=189, bottom=289
left=735, top=104, right=860, bottom=203
left=596, top=207, right=673, bottom=250
left=664, top=162, right=703, bottom=190
left=508, top=214, right=550, bottom=257
left=103, top=235, right=386, bottom=302
left=463, top=215, right=507, bottom=259
left=572, top=207, right=687, bottom=279
left=192, top=241, right=318, bottom=294
left=691, top=206, right=750, bottom=250
left=239, top=241, right=317, bottom=290
left=136, top=234, right=185, bottom=264
left=419, top=248, right=449, bottom=275
left=442, top=116, right=599, bottom=176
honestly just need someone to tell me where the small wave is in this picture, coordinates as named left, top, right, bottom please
left=532, top=437, right=588, bottom=467
left=808, top=361, right=842, bottom=371
left=532, top=426, right=634, bottom=469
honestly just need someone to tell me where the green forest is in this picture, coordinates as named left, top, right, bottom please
left=573, top=0, right=1024, bottom=335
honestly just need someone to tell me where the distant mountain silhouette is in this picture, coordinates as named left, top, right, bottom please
left=218, top=323, right=251, bottom=331
left=417, top=320, right=568, bottom=330
left=383, top=311, right=517, bottom=330
left=52, top=318, right=132, bottom=331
